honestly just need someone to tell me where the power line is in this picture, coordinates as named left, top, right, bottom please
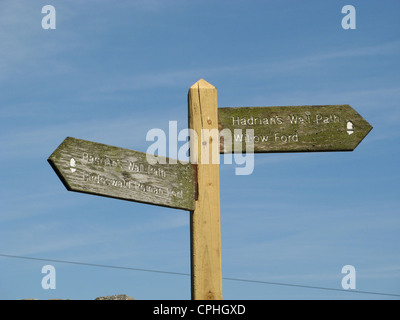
left=1, top=253, right=399, bottom=298
left=0, top=254, right=189, bottom=277
left=222, top=276, right=400, bottom=298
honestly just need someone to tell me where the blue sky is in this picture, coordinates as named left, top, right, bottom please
left=0, top=0, right=399, bottom=300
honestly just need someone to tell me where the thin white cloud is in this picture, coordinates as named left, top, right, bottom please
left=78, top=39, right=400, bottom=99
left=1, top=209, right=188, bottom=259
left=0, top=114, right=158, bottom=161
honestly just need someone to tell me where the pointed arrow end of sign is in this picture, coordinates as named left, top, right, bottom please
left=358, top=120, right=373, bottom=147
left=47, top=137, right=75, bottom=192
left=346, top=105, right=373, bottom=150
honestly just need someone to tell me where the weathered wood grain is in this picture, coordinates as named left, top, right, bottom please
left=48, top=137, right=195, bottom=211
left=188, top=79, right=223, bottom=300
left=218, top=104, right=372, bottom=153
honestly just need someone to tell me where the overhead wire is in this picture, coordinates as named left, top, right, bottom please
left=1, top=253, right=399, bottom=298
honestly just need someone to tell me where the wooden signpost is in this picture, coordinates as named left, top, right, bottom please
left=48, top=79, right=372, bottom=300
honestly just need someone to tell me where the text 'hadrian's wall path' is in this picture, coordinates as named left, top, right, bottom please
left=218, top=105, right=372, bottom=153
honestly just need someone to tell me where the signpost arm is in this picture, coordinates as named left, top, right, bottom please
left=188, top=79, right=223, bottom=300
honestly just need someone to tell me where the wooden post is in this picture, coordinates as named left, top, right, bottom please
left=188, top=79, right=223, bottom=300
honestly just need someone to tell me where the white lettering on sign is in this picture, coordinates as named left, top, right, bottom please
left=128, top=161, right=167, bottom=177
left=288, top=112, right=312, bottom=124
left=232, top=116, right=283, bottom=126
left=230, top=112, right=341, bottom=126
left=82, top=173, right=183, bottom=199
left=82, top=152, right=121, bottom=167
left=315, top=114, right=341, bottom=125
left=82, top=152, right=167, bottom=178
left=274, top=133, right=299, bottom=143
left=233, top=133, right=269, bottom=143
